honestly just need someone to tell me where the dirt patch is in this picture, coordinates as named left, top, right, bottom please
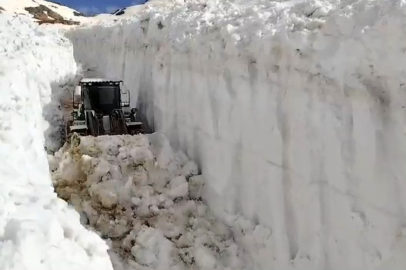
left=37, top=18, right=80, bottom=25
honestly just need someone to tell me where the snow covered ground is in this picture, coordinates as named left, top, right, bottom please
left=0, top=15, right=112, bottom=270
left=67, top=0, right=406, bottom=269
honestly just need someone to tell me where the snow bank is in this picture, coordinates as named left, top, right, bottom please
left=67, top=1, right=406, bottom=269
left=0, top=15, right=112, bottom=270
left=50, top=133, right=246, bottom=270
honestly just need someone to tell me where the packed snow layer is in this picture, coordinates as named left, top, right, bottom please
left=0, top=15, right=112, bottom=270
left=67, top=1, right=406, bottom=269
left=50, top=133, right=250, bottom=270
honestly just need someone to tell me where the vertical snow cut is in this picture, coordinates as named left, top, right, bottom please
left=67, top=0, right=406, bottom=269
left=0, top=15, right=112, bottom=270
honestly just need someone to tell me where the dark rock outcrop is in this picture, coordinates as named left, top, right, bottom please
left=73, top=11, right=85, bottom=17
left=112, top=8, right=126, bottom=16
left=25, top=5, right=64, bottom=20
left=115, top=9, right=126, bottom=16
left=24, top=5, right=80, bottom=26
left=37, top=18, right=80, bottom=25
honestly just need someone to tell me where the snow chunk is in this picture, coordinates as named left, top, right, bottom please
left=167, top=182, right=189, bottom=200
left=169, top=175, right=187, bottom=189
left=131, top=226, right=173, bottom=269
left=189, top=175, right=205, bottom=200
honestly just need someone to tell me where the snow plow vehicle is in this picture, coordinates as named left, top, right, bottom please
left=65, top=78, right=145, bottom=139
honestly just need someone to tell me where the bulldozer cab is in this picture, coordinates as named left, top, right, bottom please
left=82, top=81, right=122, bottom=115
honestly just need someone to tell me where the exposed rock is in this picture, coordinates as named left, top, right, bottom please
left=73, top=11, right=85, bottom=17
left=112, top=8, right=126, bottom=16
left=116, top=10, right=125, bottom=16
left=25, top=5, right=64, bottom=21
left=0, top=6, right=4, bottom=13
left=51, top=135, right=242, bottom=269
left=24, top=5, right=80, bottom=26
left=34, top=13, right=50, bottom=21
left=37, top=18, right=80, bottom=25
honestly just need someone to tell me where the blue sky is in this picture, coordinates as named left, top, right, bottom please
left=57, top=0, right=147, bottom=15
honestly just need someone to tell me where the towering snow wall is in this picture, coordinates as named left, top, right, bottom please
left=0, top=15, right=112, bottom=270
left=68, top=1, right=406, bottom=269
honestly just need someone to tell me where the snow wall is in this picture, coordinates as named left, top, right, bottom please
left=0, top=15, right=112, bottom=270
left=68, top=1, right=406, bottom=269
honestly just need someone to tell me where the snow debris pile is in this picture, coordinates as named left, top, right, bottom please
left=44, top=74, right=84, bottom=153
left=50, top=133, right=245, bottom=270
left=0, top=15, right=112, bottom=270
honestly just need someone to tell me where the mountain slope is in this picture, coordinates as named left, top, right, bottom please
left=0, top=0, right=86, bottom=24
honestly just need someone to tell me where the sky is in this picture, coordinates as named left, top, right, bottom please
left=57, top=0, right=147, bottom=15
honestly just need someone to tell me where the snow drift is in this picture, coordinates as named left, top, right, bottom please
left=67, top=1, right=406, bottom=269
left=0, top=15, right=112, bottom=270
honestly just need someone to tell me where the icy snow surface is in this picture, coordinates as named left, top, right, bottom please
left=67, top=0, right=406, bottom=269
left=0, top=15, right=112, bottom=270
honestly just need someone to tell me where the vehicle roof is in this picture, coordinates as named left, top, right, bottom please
left=80, top=78, right=123, bottom=83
